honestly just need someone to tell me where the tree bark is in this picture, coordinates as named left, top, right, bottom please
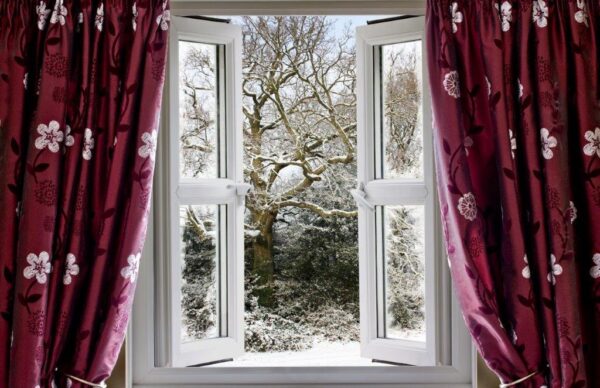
left=250, top=211, right=276, bottom=307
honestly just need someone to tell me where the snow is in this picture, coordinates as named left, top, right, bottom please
left=209, top=341, right=389, bottom=367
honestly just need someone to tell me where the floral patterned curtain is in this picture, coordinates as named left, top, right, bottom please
left=0, top=0, right=169, bottom=386
left=426, top=0, right=600, bottom=386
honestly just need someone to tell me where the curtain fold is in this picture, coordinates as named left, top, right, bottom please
left=426, top=1, right=600, bottom=387
left=0, top=1, right=169, bottom=387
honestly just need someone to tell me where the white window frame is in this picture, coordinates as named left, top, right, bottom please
left=132, top=3, right=474, bottom=387
left=160, top=16, right=246, bottom=367
left=355, top=16, right=439, bottom=367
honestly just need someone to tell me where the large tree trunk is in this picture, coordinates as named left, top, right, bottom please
left=250, top=211, right=276, bottom=307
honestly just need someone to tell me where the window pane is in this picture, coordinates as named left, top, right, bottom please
left=380, top=205, right=425, bottom=342
left=179, top=41, right=223, bottom=179
left=180, top=204, right=225, bottom=343
left=379, top=41, right=423, bottom=180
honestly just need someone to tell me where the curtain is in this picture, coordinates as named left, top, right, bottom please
left=426, top=1, right=600, bottom=387
left=0, top=0, right=169, bottom=386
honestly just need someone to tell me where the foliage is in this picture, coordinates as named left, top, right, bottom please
left=181, top=206, right=218, bottom=340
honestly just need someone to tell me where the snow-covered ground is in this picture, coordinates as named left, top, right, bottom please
left=210, top=341, right=389, bottom=367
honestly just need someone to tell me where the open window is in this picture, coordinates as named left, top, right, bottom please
left=165, top=16, right=245, bottom=367
left=354, top=16, right=441, bottom=366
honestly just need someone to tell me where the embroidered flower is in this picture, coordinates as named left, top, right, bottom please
left=35, top=120, right=64, bottom=152
left=522, top=254, right=530, bottom=279
left=443, top=71, right=460, bottom=98
left=495, top=1, right=512, bottom=32
left=138, top=130, right=158, bottom=161
left=532, top=0, right=548, bottom=28
left=583, top=127, right=600, bottom=157
left=457, top=192, right=477, bottom=221
left=82, top=128, right=95, bottom=160
left=547, top=254, right=562, bottom=285
left=64, top=125, right=74, bottom=147
left=590, top=253, right=600, bottom=279
left=464, top=136, right=473, bottom=156
left=35, top=180, right=57, bottom=206
left=156, top=1, right=170, bottom=31
left=509, top=129, right=517, bottom=159
left=132, top=2, right=138, bottom=31
left=450, top=2, right=463, bottom=33
left=574, top=0, right=589, bottom=27
left=95, top=3, right=104, bottom=31
left=24, top=251, right=52, bottom=284
left=44, top=53, right=68, bottom=78
left=121, top=253, right=141, bottom=282
left=567, top=201, right=577, bottom=223
left=36, top=1, right=51, bottom=30
left=62, top=253, right=80, bottom=285
left=50, top=0, right=67, bottom=26
left=28, top=310, right=46, bottom=336
left=540, top=128, right=557, bottom=160
left=518, top=79, right=524, bottom=98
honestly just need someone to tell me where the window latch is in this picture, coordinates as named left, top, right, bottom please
left=351, top=184, right=374, bottom=210
left=228, top=182, right=251, bottom=202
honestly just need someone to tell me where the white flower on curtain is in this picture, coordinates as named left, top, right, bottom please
left=509, top=129, right=517, bottom=159
left=590, top=253, right=600, bottom=279
left=522, top=254, right=530, bottom=279
left=63, top=253, right=80, bottom=285
left=95, top=3, right=104, bottom=32
left=464, top=136, right=473, bottom=156
left=547, top=254, right=563, bottom=285
left=495, top=1, right=512, bottom=32
left=457, top=192, right=477, bottom=221
left=485, top=76, right=491, bottom=96
left=532, top=0, right=549, bottom=28
left=450, top=2, right=463, bottom=33
left=132, top=2, right=138, bottom=31
left=121, top=253, right=141, bottom=282
left=36, top=1, right=51, bottom=30
left=156, top=1, right=170, bottom=31
left=50, top=0, right=68, bottom=26
left=35, top=120, right=64, bottom=153
left=138, top=130, right=158, bottom=161
left=64, top=125, right=74, bottom=147
left=82, top=128, right=95, bottom=160
left=567, top=201, right=577, bottom=224
left=583, top=127, right=600, bottom=157
left=574, top=0, right=589, bottom=27
left=518, top=79, right=524, bottom=98
left=540, top=128, right=557, bottom=160
left=23, top=251, right=52, bottom=284
left=443, top=71, right=461, bottom=98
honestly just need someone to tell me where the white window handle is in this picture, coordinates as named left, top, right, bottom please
left=228, top=182, right=251, bottom=202
left=351, top=184, right=374, bottom=210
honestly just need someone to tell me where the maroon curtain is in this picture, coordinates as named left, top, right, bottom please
left=0, top=0, right=169, bottom=386
left=426, top=1, right=600, bottom=387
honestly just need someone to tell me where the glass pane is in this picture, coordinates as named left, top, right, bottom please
left=180, top=204, right=224, bottom=343
left=381, top=205, right=425, bottom=341
left=380, top=41, right=423, bottom=180
left=179, top=41, right=223, bottom=179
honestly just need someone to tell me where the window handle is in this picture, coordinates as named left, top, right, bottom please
left=351, top=184, right=374, bottom=210
left=228, top=182, right=251, bottom=202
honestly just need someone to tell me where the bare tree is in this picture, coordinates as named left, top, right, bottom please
left=241, top=17, right=358, bottom=305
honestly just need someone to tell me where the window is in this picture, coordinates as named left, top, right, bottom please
left=163, top=17, right=246, bottom=367
left=355, top=16, right=440, bottom=367
left=133, top=9, right=472, bottom=387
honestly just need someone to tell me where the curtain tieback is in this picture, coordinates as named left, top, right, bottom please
left=64, top=373, right=107, bottom=388
left=499, top=371, right=539, bottom=388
